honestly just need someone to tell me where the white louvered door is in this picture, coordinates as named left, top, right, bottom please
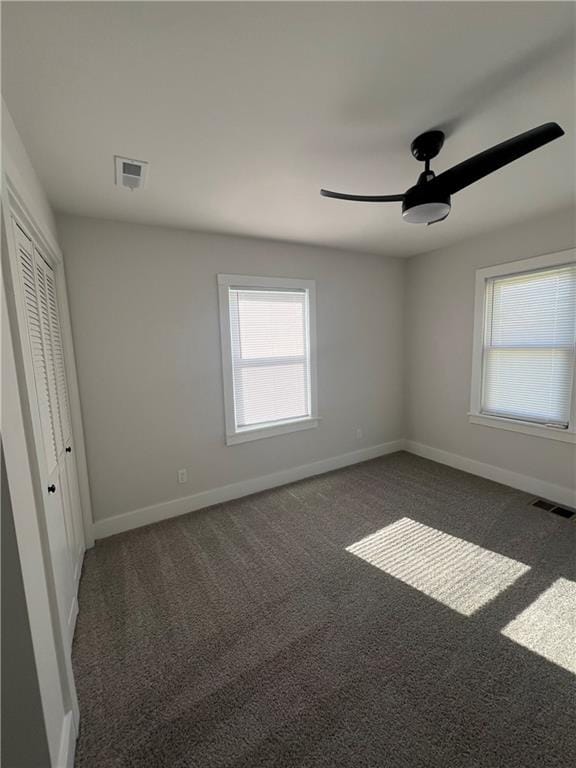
left=38, top=252, right=84, bottom=580
left=13, top=219, right=81, bottom=643
left=16, top=232, right=58, bottom=465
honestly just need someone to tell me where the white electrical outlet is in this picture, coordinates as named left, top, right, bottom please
left=177, top=468, right=188, bottom=484
left=356, top=428, right=363, bottom=440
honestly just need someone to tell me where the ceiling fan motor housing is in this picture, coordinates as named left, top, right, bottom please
left=402, top=183, right=451, bottom=224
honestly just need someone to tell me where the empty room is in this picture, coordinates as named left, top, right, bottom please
left=2, top=2, right=575, bottom=767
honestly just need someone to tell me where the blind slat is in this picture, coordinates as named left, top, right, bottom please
left=481, top=264, right=576, bottom=426
left=229, top=288, right=311, bottom=429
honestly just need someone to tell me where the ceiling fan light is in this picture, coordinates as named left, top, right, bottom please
left=402, top=201, right=451, bottom=224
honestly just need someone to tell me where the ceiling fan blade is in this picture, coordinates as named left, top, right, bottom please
left=320, top=189, right=404, bottom=202
left=430, top=122, right=564, bottom=196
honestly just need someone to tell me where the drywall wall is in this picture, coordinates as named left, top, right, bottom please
left=2, top=99, right=59, bottom=251
left=0, top=456, right=50, bottom=768
left=58, top=214, right=405, bottom=524
left=405, top=206, right=576, bottom=496
left=1, top=447, right=51, bottom=768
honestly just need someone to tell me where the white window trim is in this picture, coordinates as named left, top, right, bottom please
left=217, top=274, right=319, bottom=445
left=469, top=248, right=576, bottom=444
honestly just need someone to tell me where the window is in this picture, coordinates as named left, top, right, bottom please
left=470, top=250, right=576, bottom=443
left=218, top=274, right=318, bottom=444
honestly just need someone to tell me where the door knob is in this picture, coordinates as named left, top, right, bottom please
left=48, top=484, right=56, bottom=494
left=65, top=446, right=72, bottom=453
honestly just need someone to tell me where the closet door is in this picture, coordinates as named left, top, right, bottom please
left=39, top=251, right=85, bottom=580
left=13, top=220, right=77, bottom=643
left=14, top=227, right=58, bottom=473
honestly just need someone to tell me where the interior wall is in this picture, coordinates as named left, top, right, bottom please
left=405, top=206, right=576, bottom=495
left=57, top=214, right=405, bottom=524
left=2, top=99, right=59, bottom=251
left=1, top=446, right=51, bottom=768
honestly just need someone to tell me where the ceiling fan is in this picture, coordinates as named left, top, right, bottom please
left=320, top=122, right=564, bottom=225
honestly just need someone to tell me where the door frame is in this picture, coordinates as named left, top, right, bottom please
left=6, top=177, right=95, bottom=548
left=2, top=166, right=93, bottom=765
left=2, top=215, right=77, bottom=767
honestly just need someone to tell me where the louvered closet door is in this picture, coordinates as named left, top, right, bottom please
left=13, top=219, right=77, bottom=643
left=35, top=250, right=84, bottom=583
left=15, top=227, right=58, bottom=474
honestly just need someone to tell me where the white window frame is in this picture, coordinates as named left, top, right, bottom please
left=218, top=274, right=319, bottom=445
left=469, top=249, right=576, bottom=444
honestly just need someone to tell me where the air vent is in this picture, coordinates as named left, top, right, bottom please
left=531, top=498, right=575, bottom=519
left=550, top=506, right=575, bottom=520
left=532, top=499, right=556, bottom=512
left=114, top=156, right=148, bottom=191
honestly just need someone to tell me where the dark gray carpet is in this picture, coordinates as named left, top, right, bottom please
left=73, top=451, right=576, bottom=767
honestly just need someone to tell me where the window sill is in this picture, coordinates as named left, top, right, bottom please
left=468, top=413, right=576, bottom=444
left=226, top=416, right=320, bottom=446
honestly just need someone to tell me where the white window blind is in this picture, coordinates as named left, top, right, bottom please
left=481, top=263, right=576, bottom=427
left=228, top=287, right=311, bottom=429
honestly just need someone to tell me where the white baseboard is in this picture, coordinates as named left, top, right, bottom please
left=404, top=440, right=575, bottom=508
left=57, top=711, right=76, bottom=768
left=93, top=440, right=404, bottom=539
left=92, top=438, right=574, bottom=539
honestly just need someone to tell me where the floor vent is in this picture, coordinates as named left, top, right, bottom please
left=532, top=499, right=556, bottom=511
left=550, top=506, right=576, bottom=520
left=532, top=499, right=575, bottom=519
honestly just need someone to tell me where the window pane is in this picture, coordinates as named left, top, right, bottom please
left=235, top=290, right=306, bottom=359
left=228, top=287, right=311, bottom=429
left=488, top=266, right=576, bottom=347
left=483, top=348, right=573, bottom=425
left=482, top=263, right=576, bottom=426
left=237, top=362, right=308, bottom=427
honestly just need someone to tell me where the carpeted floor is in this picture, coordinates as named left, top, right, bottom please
left=73, top=451, right=576, bottom=767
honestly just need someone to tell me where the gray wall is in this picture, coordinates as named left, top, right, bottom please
left=1, top=446, right=51, bottom=768
left=58, top=214, right=405, bottom=523
left=3, top=100, right=59, bottom=248
left=59, top=206, right=575, bottom=527
left=405, top=206, right=576, bottom=494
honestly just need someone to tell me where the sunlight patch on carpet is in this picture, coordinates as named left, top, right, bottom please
left=346, top=517, right=530, bottom=616
left=501, top=577, right=576, bottom=674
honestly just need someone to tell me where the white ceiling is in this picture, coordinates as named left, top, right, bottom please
left=2, top=1, right=575, bottom=257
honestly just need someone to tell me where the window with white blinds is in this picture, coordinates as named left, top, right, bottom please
left=477, top=259, right=576, bottom=431
left=218, top=275, right=318, bottom=444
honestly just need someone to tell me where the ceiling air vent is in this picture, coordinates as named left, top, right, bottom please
left=114, top=156, right=148, bottom=190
